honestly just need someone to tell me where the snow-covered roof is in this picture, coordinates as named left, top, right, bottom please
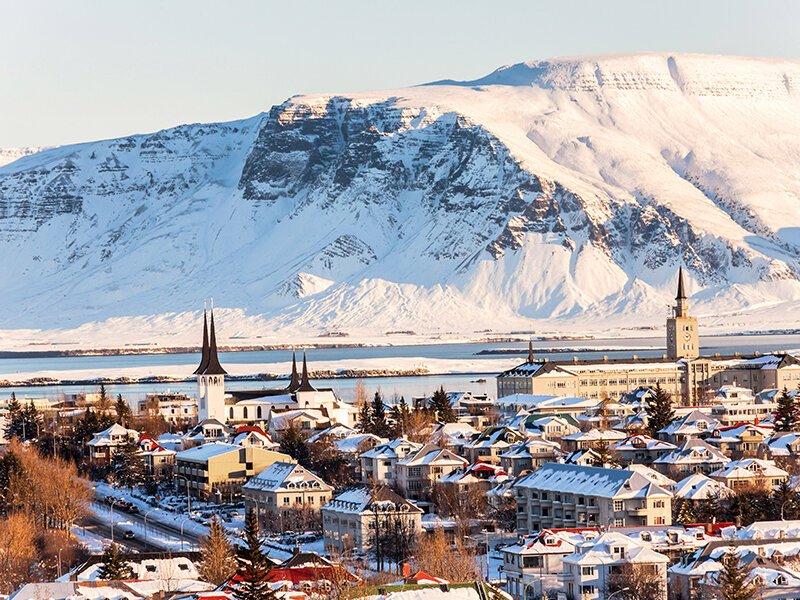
left=626, top=464, right=677, bottom=488
left=360, top=438, right=422, bottom=460
left=242, top=461, right=331, bottom=493
left=654, top=438, right=730, bottom=466
left=87, top=423, right=138, bottom=446
left=614, top=434, right=676, bottom=452
left=565, top=531, right=670, bottom=567
left=563, top=428, right=627, bottom=442
left=515, top=462, right=671, bottom=499
left=659, top=409, right=719, bottom=435
left=398, top=444, right=467, bottom=468
left=673, top=473, right=733, bottom=500
left=710, top=458, right=789, bottom=481
left=322, top=485, right=423, bottom=516
left=176, top=441, right=241, bottom=462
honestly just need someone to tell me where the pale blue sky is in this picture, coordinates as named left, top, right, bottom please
left=3, top=0, right=799, bottom=147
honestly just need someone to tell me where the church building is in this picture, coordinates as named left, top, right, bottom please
left=497, top=269, right=800, bottom=405
left=193, top=308, right=357, bottom=428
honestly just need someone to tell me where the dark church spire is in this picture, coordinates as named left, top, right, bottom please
left=297, top=351, right=317, bottom=392
left=202, top=309, right=227, bottom=375
left=286, top=351, right=300, bottom=392
left=193, top=309, right=210, bottom=375
left=527, top=339, right=534, bottom=363
left=676, top=266, right=687, bottom=300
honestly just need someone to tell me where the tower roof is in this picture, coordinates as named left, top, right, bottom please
left=676, top=267, right=687, bottom=300
left=201, top=310, right=227, bottom=376
left=297, top=352, right=317, bottom=392
left=193, top=310, right=210, bottom=375
left=286, top=351, right=300, bottom=392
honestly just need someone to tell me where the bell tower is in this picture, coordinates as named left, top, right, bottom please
left=196, top=307, right=227, bottom=422
left=666, top=268, right=699, bottom=360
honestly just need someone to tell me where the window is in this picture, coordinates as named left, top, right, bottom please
left=581, top=566, right=595, bottom=576
left=408, top=467, right=421, bottom=477
left=613, top=500, right=624, bottom=511
left=581, top=586, right=595, bottom=594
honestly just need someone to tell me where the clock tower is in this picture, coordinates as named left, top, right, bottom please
left=666, top=267, right=699, bottom=359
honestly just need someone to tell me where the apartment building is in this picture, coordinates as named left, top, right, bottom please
left=321, top=485, right=423, bottom=554
left=359, top=438, right=421, bottom=486
left=499, top=438, right=562, bottom=476
left=614, top=435, right=677, bottom=466
left=462, top=426, right=526, bottom=463
left=514, top=463, right=672, bottom=534
left=709, top=458, right=789, bottom=490
left=87, top=423, right=139, bottom=465
left=563, top=531, right=669, bottom=600
left=395, top=444, right=467, bottom=501
left=242, top=461, right=332, bottom=522
left=653, top=438, right=730, bottom=480
left=174, top=442, right=292, bottom=498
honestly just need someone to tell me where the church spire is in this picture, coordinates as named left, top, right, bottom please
left=193, top=309, right=210, bottom=375
left=286, top=350, right=300, bottom=392
left=297, top=351, right=316, bottom=392
left=202, top=309, right=227, bottom=375
left=527, top=339, right=534, bottom=363
left=676, top=266, right=687, bottom=300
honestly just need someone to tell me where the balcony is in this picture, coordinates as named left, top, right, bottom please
left=627, top=506, right=649, bottom=516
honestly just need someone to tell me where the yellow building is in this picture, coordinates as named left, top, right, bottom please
left=174, top=442, right=293, bottom=499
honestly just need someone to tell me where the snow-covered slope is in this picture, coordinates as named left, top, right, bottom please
left=0, top=147, right=50, bottom=167
left=3, top=53, right=800, bottom=347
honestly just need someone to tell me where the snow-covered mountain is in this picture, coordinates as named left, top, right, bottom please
left=3, top=53, right=800, bottom=347
left=0, top=147, right=50, bottom=167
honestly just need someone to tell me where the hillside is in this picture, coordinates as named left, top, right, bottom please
left=2, top=53, right=800, bottom=348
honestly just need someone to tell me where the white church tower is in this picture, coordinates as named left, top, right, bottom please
left=194, top=308, right=227, bottom=422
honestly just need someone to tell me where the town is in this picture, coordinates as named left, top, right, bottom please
left=0, top=270, right=797, bottom=600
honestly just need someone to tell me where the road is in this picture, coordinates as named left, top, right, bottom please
left=88, top=501, right=202, bottom=551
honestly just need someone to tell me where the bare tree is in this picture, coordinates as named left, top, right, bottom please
left=606, top=563, right=665, bottom=600
left=414, top=527, right=481, bottom=582
left=0, top=513, right=36, bottom=594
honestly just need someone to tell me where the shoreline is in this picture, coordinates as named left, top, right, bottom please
left=0, top=367, right=498, bottom=389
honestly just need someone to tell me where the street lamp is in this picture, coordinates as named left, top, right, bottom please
left=174, top=474, right=192, bottom=515
left=143, top=509, right=155, bottom=544
left=109, top=498, right=121, bottom=543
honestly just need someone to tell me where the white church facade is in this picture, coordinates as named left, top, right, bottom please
left=192, top=309, right=357, bottom=430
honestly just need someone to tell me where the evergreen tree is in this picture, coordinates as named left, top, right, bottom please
left=111, top=438, right=146, bottom=488
left=0, top=450, right=21, bottom=515
left=717, top=551, right=757, bottom=600
left=4, top=394, right=23, bottom=440
left=774, top=387, right=798, bottom=432
left=96, top=384, right=111, bottom=413
left=675, top=499, right=696, bottom=524
left=114, top=394, right=132, bottom=427
left=390, top=395, right=411, bottom=437
left=370, top=391, right=391, bottom=437
left=199, top=517, right=238, bottom=585
left=772, top=479, right=799, bottom=520
left=20, top=402, right=41, bottom=441
left=645, top=384, right=675, bottom=437
left=357, top=400, right=372, bottom=434
left=235, top=510, right=276, bottom=600
left=97, top=543, right=134, bottom=580
left=278, top=425, right=311, bottom=467
left=429, top=386, right=456, bottom=423
left=592, top=441, right=618, bottom=468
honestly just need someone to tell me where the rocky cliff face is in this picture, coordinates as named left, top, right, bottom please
left=2, top=53, right=800, bottom=339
